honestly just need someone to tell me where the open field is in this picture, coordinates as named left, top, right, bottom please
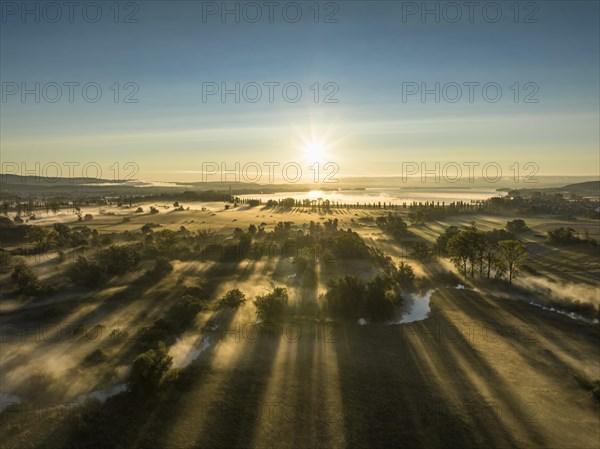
left=0, top=201, right=599, bottom=449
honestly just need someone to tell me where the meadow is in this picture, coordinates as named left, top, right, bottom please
left=0, top=193, right=598, bottom=449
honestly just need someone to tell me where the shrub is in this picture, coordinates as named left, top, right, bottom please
left=506, top=219, right=528, bottom=233
left=0, top=249, right=13, bottom=273
left=325, top=276, right=366, bottom=320
left=11, top=261, right=44, bottom=295
left=69, top=256, right=106, bottom=288
left=395, top=262, right=415, bottom=289
left=219, top=288, right=246, bottom=308
left=128, top=342, right=173, bottom=396
left=254, top=287, right=288, bottom=320
left=365, top=274, right=400, bottom=322
left=97, top=244, right=142, bottom=275
left=149, top=256, right=173, bottom=278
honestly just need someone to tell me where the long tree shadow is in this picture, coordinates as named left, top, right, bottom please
left=331, top=286, right=554, bottom=449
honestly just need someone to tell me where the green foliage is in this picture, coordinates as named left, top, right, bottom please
left=128, top=342, right=173, bottom=396
left=412, top=241, right=431, bottom=262
left=97, top=244, right=142, bottom=275
left=547, top=227, right=581, bottom=245
left=68, top=256, right=106, bottom=288
left=149, top=256, right=173, bottom=278
left=394, top=262, right=416, bottom=289
left=496, top=240, right=528, bottom=285
left=11, top=260, right=44, bottom=295
left=325, top=276, right=366, bottom=320
left=376, top=213, right=409, bottom=239
left=447, top=229, right=483, bottom=276
left=27, top=225, right=58, bottom=251
left=506, top=219, right=528, bottom=233
left=254, top=287, right=289, bottom=320
left=365, top=274, right=400, bottom=322
left=219, top=288, right=246, bottom=308
left=0, top=249, right=13, bottom=273
left=326, top=273, right=403, bottom=322
left=435, top=226, right=460, bottom=256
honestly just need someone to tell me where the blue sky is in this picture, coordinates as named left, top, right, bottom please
left=1, top=1, right=599, bottom=181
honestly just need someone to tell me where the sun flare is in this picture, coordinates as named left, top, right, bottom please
left=304, top=140, right=328, bottom=162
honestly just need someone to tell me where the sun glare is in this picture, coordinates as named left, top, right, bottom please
left=304, top=140, right=327, bottom=162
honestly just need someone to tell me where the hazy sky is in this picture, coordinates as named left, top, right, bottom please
left=1, top=1, right=599, bottom=182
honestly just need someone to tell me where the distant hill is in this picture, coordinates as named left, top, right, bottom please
left=514, top=180, right=600, bottom=198
left=560, top=181, right=600, bottom=196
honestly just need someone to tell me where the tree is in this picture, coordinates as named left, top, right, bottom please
left=547, top=227, right=580, bottom=245
left=365, top=274, right=400, bottom=322
left=325, top=276, right=366, bottom=320
left=11, top=260, right=43, bottom=295
left=435, top=226, right=460, bottom=257
left=254, top=287, right=288, bottom=320
left=97, top=244, right=142, bottom=275
left=68, top=256, right=106, bottom=287
left=496, top=240, right=528, bottom=285
left=412, top=241, right=430, bottom=263
left=394, top=262, right=415, bottom=290
left=0, top=250, right=13, bottom=273
left=150, top=256, right=173, bottom=278
left=27, top=226, right=57, bottom=251
left=128, top=343, right=173, bottom=396
left=447, top=229, right=484, bottom=277
left=506, top=219, right=528, bottom=233
left=219, top=288, right=246, bottom=308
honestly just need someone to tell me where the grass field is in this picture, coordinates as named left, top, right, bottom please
left=0, top=204, right=599, bottom=448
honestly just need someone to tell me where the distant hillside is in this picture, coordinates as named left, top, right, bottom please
left=512, top=180, right=600, bottom=198
left=560, top=181, right=600, bottom=196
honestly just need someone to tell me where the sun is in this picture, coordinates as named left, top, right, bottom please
left=304, top=140, right=327, bottom=162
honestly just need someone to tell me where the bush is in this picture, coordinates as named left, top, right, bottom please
left=219, top=288, right=246, bottom=308
left=365, top=274, right=400, bottom=322
left=395, top=262, right=415, bottom=289
left=0, top=249, right=13, bottom=273
left=128, top=342, right=173, bottom=396
left=325, top=276, right=366, bottom=320
left=149, top=256, right=173, bottom=277
left=69, top=256, right=106, bottom=288
left=11, top=261, right=44, bottom=295
left=97, top=244, right=142, bottom=275
left=547, top=227, right=580, bottom=245
left=506, top=219, right=528, bottom=233
left=254, top=287, right=288, bottom=320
